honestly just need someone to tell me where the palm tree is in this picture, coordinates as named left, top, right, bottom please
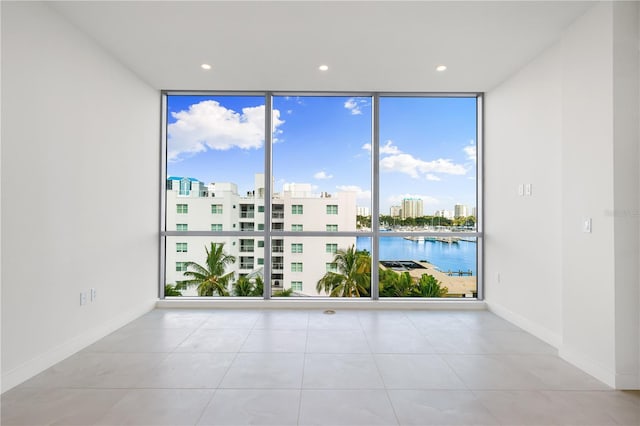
left=316, top=245, right=371, bottom=297
left=232, top=275, right=264, bottom=297
left=416, top=273, right=448, bottom=297
left=182, top=242, right=236, bottom=296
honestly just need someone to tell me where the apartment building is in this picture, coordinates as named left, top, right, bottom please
left=166, top=174, right=357, bottom=296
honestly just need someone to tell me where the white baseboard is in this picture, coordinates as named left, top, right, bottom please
left=614, top=372, right=640, bottom=390
left=559, top=344, right=616, bottom=388
left=1, top=299, right=156, bottom=394
left=485, top=301, right=562, bottom=348
left=156, top=298, right=487, bottom=310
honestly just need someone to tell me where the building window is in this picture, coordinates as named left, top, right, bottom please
left=176, top=242, right=187, bottom=253
left=326, top=205, right=338, bottom=215
left=291, top=281, right=303, bottom=291
left=211, top=204, right=223, bottom=214
left=291, top=262, right=303, bottom=272
left=258, top=224, right=265, bottom=230
left=326, top=224, right=338, bottom=232
left=258, top=240, right=265, bottom=248
left=258, top=205, right=265, bottom=213
left=176, top=224, right=188, bottom=231
left=326, top=263, right=338, bottom=273
left=257, top=258, right=264, bottom=265
left=176, top=262, right=188, bottom=272
left=291, top=243, right=303, bottom=253
left=211, top=224, right=223, bottom=231
left=326, top=243, right=338, bottom=254
left=177, top=204, right=188, bottom=214
left=291, top=205, right=303, bottom=214
left=291, top=224, right=303, bottom=231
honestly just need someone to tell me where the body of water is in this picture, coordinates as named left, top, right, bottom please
left=356, top=236, right=477, bottom=276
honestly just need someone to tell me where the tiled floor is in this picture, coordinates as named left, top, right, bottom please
left=2, top=309, right=639, bottom=425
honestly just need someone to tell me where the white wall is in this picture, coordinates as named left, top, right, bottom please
left=1, top=2, right=160, bottom=392
left=484, top=43, right=564, bottom=346
left=486, top=1, right=640, bottom=389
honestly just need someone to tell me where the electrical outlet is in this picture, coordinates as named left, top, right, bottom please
left=518, top=184, right=524, bottom=196
left=90, top=288, right=97, bottom=302
left=497, top=273, right=501, bottom=283
left=525, top=183, right=532, bottom=196
left=80, top=291, right=87, bottom=306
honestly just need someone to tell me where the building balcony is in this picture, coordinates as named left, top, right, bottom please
left=272, top=263, right=283, bottom=270
left=272, top=246, right=284, bottom=253
left=272, top=212, right=284, bottom=219
left=240, top=247, right=254, bottom=253
left=240, top=263, right=254, bottom=270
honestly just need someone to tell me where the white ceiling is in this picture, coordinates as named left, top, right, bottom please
left=50, top=1, right=594, bottom=92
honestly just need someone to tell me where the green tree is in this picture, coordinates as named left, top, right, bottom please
left=273, top=287, right=294, bottom=297
left=164, top=283, right=185, bottom=296
left=316, top=245, right=371, bottom=297
left=232, top=275, right=264, bottom=297
left=416, top=274, right=448, bottom=297
left=379, top=269, right=414, bottom=297
left=182, top=242, right=236, bottom=296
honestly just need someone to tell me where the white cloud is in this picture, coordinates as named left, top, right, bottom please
left=344, top=98, right=362, bottom=115
left=344, top=97, right=370, bottom=115
left=426, top=174, right=441, bottom=181
left=387, top=193, right=439, bottom=206
left=380, top=140, right=401, bottom=155
left=314, top=171, right=333, bottom=180
left=167, top=100, right=284, bottom=161
left=464, top=141, right=476, bottom=163
left=380, top=153, right=467, bottom=178
left=360, top=140, right=401, bottom=154
left=336, top=185, right=371, bottom=201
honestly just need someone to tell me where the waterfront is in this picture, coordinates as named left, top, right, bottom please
left=356, top=236, right=477, bottom=276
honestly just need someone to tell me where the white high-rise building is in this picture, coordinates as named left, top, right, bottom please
left=166, top=174, right=357, bottom=296
left=401, top=198, right=423, bottom=219
left=357, top=206, right=370, bottom=216
left=454, top=204, right=468, bottom=218
left=434, top=210, right=454, bottom=219
left=390, top=205, right=402, bottom=217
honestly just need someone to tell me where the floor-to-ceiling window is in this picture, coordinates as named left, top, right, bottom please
left=161, top=93, right=482, bottom=299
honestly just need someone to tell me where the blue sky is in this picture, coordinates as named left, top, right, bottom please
left=167, top=95, right=476, bottom=214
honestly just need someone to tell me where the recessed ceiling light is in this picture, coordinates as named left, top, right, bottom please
left=436, top=65, right=447, bottom=72
left=318, top=64, right=329, bottom=71
left=201, top=63, right=212, bottom=70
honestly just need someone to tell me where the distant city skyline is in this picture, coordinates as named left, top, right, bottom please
left=167, top=95, right=477, bottom=213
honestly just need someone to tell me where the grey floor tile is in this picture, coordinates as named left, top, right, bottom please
left=474, top=390, right=620, bottom=426
left=240, top=329, right=307, bottom=352
left=423, top=329, right=494, bottom=354
left=445, top=354, right=546, bottom=390
left=357, top=311, right=415, bottom=331
left=375, top=354, right=466, bottom=389
left=122, top=309, right=211, bottom=330
left=18, top=352, right=168, bottom=389
left=307, top=310, right=363, bottom=330
left=479, top=330, right=557, bottom=354
left=388, top=389, right=500, bottom=425
left=1, top=387, right=125, bottom=426
left=541, top=390, right=640, bottom=425
left=405, top=311, right=468, bottom=331
left=136, top=353, right=236, bottom=388
left=505, top=355, right=610, bottom=390
left=176, top=328, right=251, bottom=352
left=85, top=327, right=194, bottom=352
left=94, top=388, right=213, bottom=426
left=299, top=389, right=398, bottom=425
left=254, top=310, right=310, bottom=330
left=365, top=328, right=436, bottom=353
left=306, top=329, right=371, bottom=353
left=197, top=389, right=300, bottom=425
left=303, top=353, right=385, bottom=389
left=200, top=310, right=262, bottom=329
left=220, top=353, right=304, bottom=388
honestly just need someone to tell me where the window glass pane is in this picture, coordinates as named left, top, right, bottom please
left=165, top=236, right=265, bottom=297
left=379, top=97, right=477, bottom=233
left=166, top=95, right=268, bottom=231
left=176, top=224, right=188, bottom=231
left=269, top=236, right=370, bottom=297
left=272, top=96, right=371, bottom=234
left=359, top=236, right=477, bottom=298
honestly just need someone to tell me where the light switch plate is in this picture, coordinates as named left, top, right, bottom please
left=583, top=218, right=592, bottom=233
